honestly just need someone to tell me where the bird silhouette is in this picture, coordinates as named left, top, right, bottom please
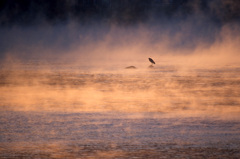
left=148, top=58, right=155, bottom=64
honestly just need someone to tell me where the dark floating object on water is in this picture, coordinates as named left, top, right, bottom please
left=149, top=58, right=155, bottom=65
left=125, top=58, right=155, bottom=69
left=125, top=66, right=137, bottom=69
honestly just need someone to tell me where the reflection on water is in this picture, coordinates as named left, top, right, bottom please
left=1, top=63, right=240, bottom=117
left=0, top=62, right=240, bottom=158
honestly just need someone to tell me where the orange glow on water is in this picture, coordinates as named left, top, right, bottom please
left=1, top=2, right=240, bottom=158
left=1, top=63, right=240, bottom=120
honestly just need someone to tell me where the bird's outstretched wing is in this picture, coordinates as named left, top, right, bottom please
left=148, top=58, right=155, bottom=64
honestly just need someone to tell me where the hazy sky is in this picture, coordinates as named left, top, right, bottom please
left=0, top=0, right=239, bottom=62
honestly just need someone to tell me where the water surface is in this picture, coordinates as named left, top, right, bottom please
left=0, top=61, right=240, bottom=158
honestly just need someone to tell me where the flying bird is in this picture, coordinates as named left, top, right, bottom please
left=148, top=58, right=155, bottom=65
